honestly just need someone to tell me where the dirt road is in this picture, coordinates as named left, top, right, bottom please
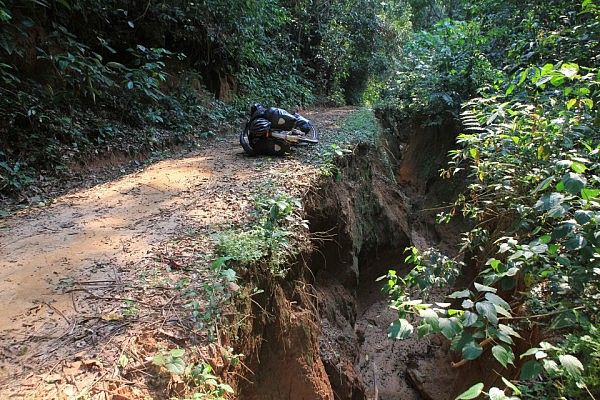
left=0, top=108, right=355, bottom=397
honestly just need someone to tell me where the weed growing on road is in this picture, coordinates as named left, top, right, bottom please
left=151, top=348, right=235, bottom=399
left=317, top=109, right=379, bottom=179
left=318, top=144, right=348, bottom=180
left=184, top=256, right=239, bottom=338
left=216, top=190, right=307, bottom=276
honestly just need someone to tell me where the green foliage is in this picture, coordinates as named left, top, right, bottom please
left=184, top=256, right=239, bottom=337
left=379, top=1, right=599, bottom=398
left=152, top=349, right=235, bottom=399
left=153, top=348, right=187, bottom=376
left=377, top=0, right=600, bottom=123
left=317, top=109, right=379, bottom=178
left=216, top=190, right=307, bottom=276
left=384, top=60, right=599, bottom=399
left=318, top=144, right=349, bottom=180
left=462, top=0, right=600, bottom=69
left=0, top=157, right=33, bottom=193
left=216, top=230, right=267, bottom=268
left=455, top=383, right=485, bottom=400
left=377, top=18, right=498, bottom=121
left=183, top=363, right=235, bottom=400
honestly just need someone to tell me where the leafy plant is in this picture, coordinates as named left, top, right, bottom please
left=152, top=350, right=235, bottom=399
left=183, top=363, right=234, bottom=400
left=216, top=190, right=306, bottom=275
left=152, top=348, right=187, bottom=375
left=0, top=158, right=32, bottom=192
left=384, top=60, right=599, bottom=399
left=184, top=256, right=239, bottom=337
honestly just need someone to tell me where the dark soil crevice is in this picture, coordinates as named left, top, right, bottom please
left=239, top=115, right=466, bottom=400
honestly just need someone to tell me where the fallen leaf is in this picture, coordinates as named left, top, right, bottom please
left=45, top=374, right=63, bottom=383
left=101, top=311, right=123, bottom=321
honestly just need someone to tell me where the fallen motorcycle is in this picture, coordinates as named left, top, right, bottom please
left=239, top=105, right=319, bottom=156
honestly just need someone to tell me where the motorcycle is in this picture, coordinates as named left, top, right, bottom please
left=239, top=110, right=319, bottom=156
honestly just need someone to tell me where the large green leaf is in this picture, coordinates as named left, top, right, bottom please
left=520, top=360, right=543, bottom=380
left=558, top=354, right=584, bottom=379
left=501, top=377, right=521, bottom=395
left=474, top=282, right=497, bottom=293
left=534, top=192, right=564, bottom=211
left=462, top=341, right=483, bottom=360
left=463, top=311, right=479, bottom=327
left=532, top=176, right=554, bottom=194
left=492, top=345, right=515, bottom=368
left=417, top=323, right=433, bottom=337
left=170, top=348, right=185, bottom=357
left=565, top=235, right=587, bottom=250
left=581, top=188, right=600, bottom=200
left=551, top=221, right=578, bottom=240
left=476, top=301, right=498, bottom=325
left=560, top=62, right=579, bottom=78
left=562, top=172, right=587, bottom=195
left=448, top=289, right=471, bottom=298
left=574, top=210, right=593, bottom=224
left=455, top=383, right=484, bottom=400
left=498, top=324, right=521, bottom=339
left=439, top=317, right=461, bottom=339
left=488, top=387, right=509, bottom=400
left=388, top=319, right=414, bottom=340
left=571, top=161, right=588, bottom=173
left=485, top=293, right=510, bottom=310
left=165, top=357, right=186, bottom=375
left=495, top=329, right=514, bottom=345
left=419, top=308, right=440, bottom=329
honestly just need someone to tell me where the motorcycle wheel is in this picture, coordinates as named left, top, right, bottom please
left=239, top=125, right=255, bottom=156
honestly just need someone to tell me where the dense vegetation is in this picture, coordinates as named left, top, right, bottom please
left=0, top=0, right=410, bottom=196
left=379, top=0, right=600, bottom=399
left=1, top=0, right=599, bottom=398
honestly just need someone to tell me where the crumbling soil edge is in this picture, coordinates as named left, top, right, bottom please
left=237, top=117, right=468, bottom=400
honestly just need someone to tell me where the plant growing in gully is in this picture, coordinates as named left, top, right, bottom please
left=382, top=61, right=599, bottom=399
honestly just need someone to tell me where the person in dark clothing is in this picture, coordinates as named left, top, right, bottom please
left=242, top=103, right=315, bottom=156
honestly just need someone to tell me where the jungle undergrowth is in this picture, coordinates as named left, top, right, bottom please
left=376, top=2, right=599, bottom=398
left=317, top=108, right=379, bottom=179
left=216, top=185, right=308, bottom=277
left=381, top=62, right=600, bottom=400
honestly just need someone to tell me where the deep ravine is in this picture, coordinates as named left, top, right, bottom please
left=239, top=115, right=469, bottom=400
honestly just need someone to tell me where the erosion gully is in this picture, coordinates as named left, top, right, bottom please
left=235, top=115, right=476, bottom=400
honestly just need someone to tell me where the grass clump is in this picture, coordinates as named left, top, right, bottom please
left=216, top=190, right=307, bottom=276
left=339, top=108, right=380, bottom=144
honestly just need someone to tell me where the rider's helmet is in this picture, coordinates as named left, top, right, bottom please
left=250, top=103, right=265, bottom=117
left=249, top=118, right=270, bottom=137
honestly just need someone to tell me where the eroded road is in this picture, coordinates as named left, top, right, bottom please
left=0, top=108, right=355, bottom=397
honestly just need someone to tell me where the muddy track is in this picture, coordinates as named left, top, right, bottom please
left=0, top=107, right=356, bottom=398
left=0, top=107, right=470, bottom=400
